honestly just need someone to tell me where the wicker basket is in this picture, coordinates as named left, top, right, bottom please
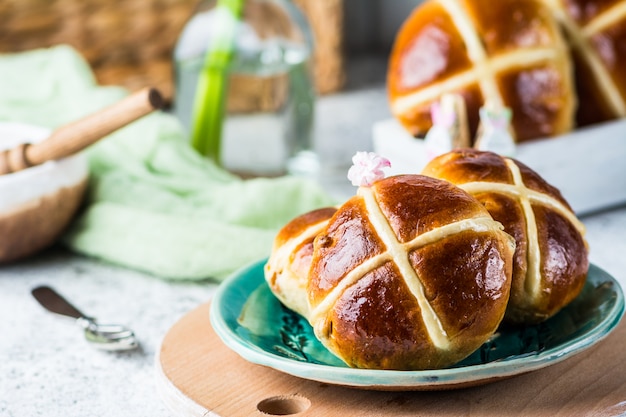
left=0, top=0, right=344, bottom=102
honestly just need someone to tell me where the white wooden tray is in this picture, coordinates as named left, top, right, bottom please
left=373, top=118, right=626, bottom=215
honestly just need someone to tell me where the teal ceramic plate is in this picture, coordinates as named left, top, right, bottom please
left=210, top=260, right=624, bottom=390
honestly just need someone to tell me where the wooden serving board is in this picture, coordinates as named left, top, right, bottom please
left=156, top=302, right=626, bottom=417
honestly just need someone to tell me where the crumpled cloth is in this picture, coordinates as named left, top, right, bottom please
left=0, top=45, right=336, bottom=280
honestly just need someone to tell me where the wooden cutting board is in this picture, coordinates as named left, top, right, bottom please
left=156, top=302, right=626, bottom=417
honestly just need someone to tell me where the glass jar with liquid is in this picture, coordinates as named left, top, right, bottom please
left=173, top=0, right=318, bottom=177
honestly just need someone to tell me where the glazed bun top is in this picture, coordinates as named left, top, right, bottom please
left=388, top=0, right=575, bottom=142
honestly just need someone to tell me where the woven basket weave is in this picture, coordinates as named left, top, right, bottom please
left=0, top=0, right=344, bottom=102
left=0, top=0, right=197, bottom=100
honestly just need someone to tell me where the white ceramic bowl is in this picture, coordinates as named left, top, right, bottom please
left=0, top=122, right=88, bottom=262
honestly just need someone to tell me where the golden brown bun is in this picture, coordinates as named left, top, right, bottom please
left=387, top=0, right=575, bottom=143
left=307, top=175, right=515, bottom=370
left=265, top=207, right=337, bottom=318
left=422, top=149, right=589, bottom=324
left=539, top=0, right=626, bottom=126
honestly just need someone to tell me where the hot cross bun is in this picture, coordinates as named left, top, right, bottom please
left=540, top=0, right=626, bottom=126
left=265, top=207, right=337, bottom=318
left=423, top=149, right=589, bottom=324
left=306, top=175, right=515, bottom=370
left=387, top=0, right=575, bottom=142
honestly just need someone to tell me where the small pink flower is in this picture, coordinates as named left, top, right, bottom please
left=347, top=152, right=391, bottom=187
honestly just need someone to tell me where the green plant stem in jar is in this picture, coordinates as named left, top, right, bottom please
left=189, top=0, right=245, bottom=163
left=174, top=0, right=318, bottom=177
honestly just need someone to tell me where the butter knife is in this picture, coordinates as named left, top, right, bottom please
left=31, top=285, right=139, bottom=351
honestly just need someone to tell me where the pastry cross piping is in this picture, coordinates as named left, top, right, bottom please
left=457, top=158, right=586, bottom=298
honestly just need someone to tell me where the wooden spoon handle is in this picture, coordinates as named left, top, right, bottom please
left=0, top=87, right=163, bottom=175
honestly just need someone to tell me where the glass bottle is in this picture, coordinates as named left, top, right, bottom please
left=173, top=0, right=318, bottom=177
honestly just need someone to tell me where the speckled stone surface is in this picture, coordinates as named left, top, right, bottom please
left=0, top=248, right=218, bottom=417
left=2, top=56, right=626, bottom=416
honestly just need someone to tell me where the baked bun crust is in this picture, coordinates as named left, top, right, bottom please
left=388, top=0, right=575, bottom=142
left=307, top=175, right=515, bottom=370
left=422, top=149, right=589, bottom=324
left=540, top=0, right=626, bottom=126
left=265, top=207, right=337, bottom=318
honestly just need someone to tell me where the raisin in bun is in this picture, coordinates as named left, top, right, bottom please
left=388, top=0, right=575, bottom=143
left=422, top=149, right=589, bottom=324
left=265, top=207, right=337, bottom=318
left=307, top=175, right=515, bottom=370
left=540, top=0, right=626, bottom=126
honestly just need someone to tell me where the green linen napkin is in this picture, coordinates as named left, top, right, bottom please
left=0, top=45, right=337, bottom=280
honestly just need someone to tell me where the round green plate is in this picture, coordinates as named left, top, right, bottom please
left=210, top=260, right=624, bottom=390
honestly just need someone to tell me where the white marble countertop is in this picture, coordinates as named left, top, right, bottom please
left=2, top=56, right=626, bottom=417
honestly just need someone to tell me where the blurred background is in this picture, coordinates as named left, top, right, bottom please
left=0, top=0, right=423, bottom=97
left=0, top=0, right=427, bottom=176
left=344, top=0, right=422, bottom=54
